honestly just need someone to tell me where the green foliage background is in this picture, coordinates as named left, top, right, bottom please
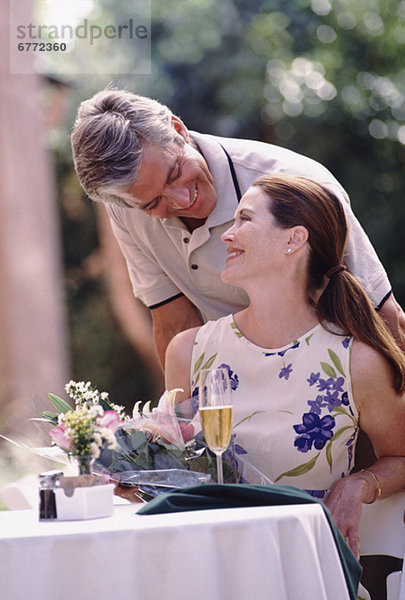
left=51, top=0, right=405, bottom=407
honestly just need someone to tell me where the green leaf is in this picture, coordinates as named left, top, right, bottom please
left=274, top=452, right=320, bottom=482
left=333, top=406, right=357, bottom=424
left=194, top=353, right=218, bottom=385
left=305, top=333, right=314, bottom=345
left=234, top=410, right=266, bottom=428
left=41, top=411, right=59, bottom=425
left=328, top=349, right=345, bottom=377
left=330, top=425, right=353, bottom=442
left=231, top=322, right=244, bottom=338
left=326, top=440, right=333, bottom=472
left=99, top=397, right=114, bottom=411
left=47, top=393, right=72, bottom=414
left=320, top=362, right=336, bottom=378
left=201, top=353, right=217, bottom=371
left=193, top=352, right=205, bottom=375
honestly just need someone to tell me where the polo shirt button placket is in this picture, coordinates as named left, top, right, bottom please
left=191, top=264, right=198, bottom=270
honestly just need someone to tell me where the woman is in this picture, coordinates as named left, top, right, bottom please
left=165, top=174, right=405, bottom=555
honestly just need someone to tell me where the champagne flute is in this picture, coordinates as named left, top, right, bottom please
left=198, top=368, right=233, bottom=484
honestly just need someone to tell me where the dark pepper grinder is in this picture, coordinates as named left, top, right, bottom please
left=39, top=470, right=63, bottom=520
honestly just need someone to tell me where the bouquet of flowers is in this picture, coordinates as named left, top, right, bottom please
left=41, top=381, right=125, bottom=474
left=39, top=380, right=240, bottom=495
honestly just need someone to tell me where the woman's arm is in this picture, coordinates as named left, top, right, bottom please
left=326, top=340, right=405, bottom=555
left=164, top=326, right=201, bottom=402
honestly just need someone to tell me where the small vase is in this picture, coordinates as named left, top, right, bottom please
left=75, top=454, right=94, bottom=475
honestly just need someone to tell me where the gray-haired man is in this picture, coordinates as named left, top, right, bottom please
left=71, top=89, right=405, bottom=367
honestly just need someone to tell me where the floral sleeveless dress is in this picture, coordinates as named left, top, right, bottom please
left=190, top=315, right=359, bottom=499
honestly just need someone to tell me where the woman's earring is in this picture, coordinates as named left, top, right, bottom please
left=287, top=248, right=292, bottom=254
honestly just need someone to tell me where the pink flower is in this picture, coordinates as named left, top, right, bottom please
left=180, top=422, right=194, bottom=443
left=49, top=424, right=72, bottom=451
left=129, top=389, right=187, bottom=450
left=100, top=410, right=122, bottom=433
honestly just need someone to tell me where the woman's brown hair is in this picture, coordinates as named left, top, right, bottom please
left=253, top=174, right=405, bottom=394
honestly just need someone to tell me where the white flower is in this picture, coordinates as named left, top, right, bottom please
left=90, top=442, right=101, bottom=459
left=127, top=389, right=185, bottom=450
left=88, top=404, right=102, bottom=418
left=132, top=400, right=142, bottom=420
left=107, top=438, right=117, bottom=450
left=99, top=427, right=115, bottom=444
left=93, top=432, right=102, bottom=447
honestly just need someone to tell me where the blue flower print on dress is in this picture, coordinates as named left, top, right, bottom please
left=342, top=338, right=351, bottom=349
left=305, top=489, right=326, bottom=499
left=273, top=340, right=358, bottom=486
left=307, top=372, right=320, bottom=386
left=217, top=363, right=239, bottom=391
left=330, top=376, right=345, bottom=393
left=264, top=340, right=300, bottom=358
left=234, top=443, right=248, bottom=455
left=317, top=377, right=334, bottom=392
left=325, top=390, right=341, bottom=412
left=307, top=395, right=324, bottom=415
left=191, top=387, right=199, bottom=414
left=278, top=341, right=300, bottom=357
left=293, top=412, right=336, bottom=452
left=279, top=363, right=293, bottom=380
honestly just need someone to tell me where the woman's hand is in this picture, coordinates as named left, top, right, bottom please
left=325, top=472, right=376, bottom=556
left=112, top=481, right=146, bottom=503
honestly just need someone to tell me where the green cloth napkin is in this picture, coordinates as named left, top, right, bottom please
left=138, top=483, right=361, bottom=600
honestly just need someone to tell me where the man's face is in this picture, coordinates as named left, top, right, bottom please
left=124, top=137, right=217, bottom=220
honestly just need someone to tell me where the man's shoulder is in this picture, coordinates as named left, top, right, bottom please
left=194, top=131, right=337, bottom=178
left=216, top=134, right=348, bottom=201
left=192, top=130, right=284, bottom=162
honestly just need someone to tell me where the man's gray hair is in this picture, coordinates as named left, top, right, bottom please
left=71, top=89, right=178, bottom=206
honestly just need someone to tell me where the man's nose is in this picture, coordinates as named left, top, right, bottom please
left=165, top=186, right=192, bottom=209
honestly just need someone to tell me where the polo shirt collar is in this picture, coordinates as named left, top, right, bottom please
left=191, top=131, right=239, bottom=228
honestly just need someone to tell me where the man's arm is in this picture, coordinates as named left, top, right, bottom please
left=378, top=293, right=405, bottom=352
left=151, top=295, right=203, bottom=369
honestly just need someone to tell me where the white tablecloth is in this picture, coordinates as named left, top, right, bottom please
left=0, top=502, right=350, bottom=600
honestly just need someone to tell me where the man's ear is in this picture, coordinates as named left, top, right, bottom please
left=171, top=115, right=190, bottom=142
left=286, top=226, right=309, bottom=253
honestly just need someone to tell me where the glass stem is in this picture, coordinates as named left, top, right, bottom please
left=216, top=453, right=224, bottom=484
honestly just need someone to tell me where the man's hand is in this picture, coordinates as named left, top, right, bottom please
left=151, top=295, right=203, bottom=369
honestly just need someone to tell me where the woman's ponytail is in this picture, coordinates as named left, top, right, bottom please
left=318, top=269, right=405, bottom=394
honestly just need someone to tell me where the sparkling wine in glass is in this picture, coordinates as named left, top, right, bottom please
left=198, top=368, right=233, bottom=484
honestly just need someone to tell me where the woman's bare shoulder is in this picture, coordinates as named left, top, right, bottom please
left=351, top=339, right=400, bottom=414
left=167, top=326, right=201, bottom=356
left=164, top=326, right=201, bottom=395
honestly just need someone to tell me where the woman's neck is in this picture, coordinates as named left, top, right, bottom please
left=234, top=283, right=319, bottom=349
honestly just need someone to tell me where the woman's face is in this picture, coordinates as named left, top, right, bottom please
left=221, top=187, right=291, bottom=286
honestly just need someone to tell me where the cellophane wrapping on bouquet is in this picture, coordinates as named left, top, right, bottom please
left=93, top=390, right=250, bottom=496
